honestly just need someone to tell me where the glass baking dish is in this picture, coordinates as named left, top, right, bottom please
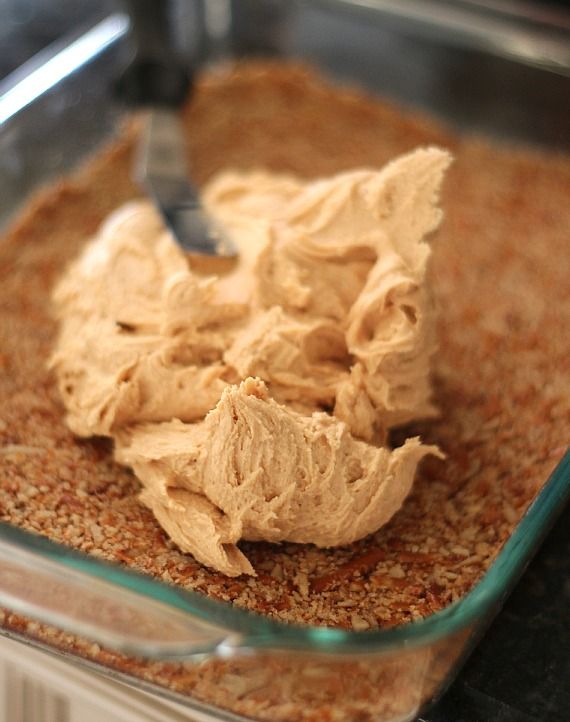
left=1, top=4, right=569, bottom=721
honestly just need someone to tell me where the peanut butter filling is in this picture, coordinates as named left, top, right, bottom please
left=51, top=147, right=450, bottom=575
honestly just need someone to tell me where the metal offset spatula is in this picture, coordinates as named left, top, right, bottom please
left=119, top=0, right=237, bottom=257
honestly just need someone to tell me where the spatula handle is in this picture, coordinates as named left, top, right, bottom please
left=119, top=0, right=191, bottom=107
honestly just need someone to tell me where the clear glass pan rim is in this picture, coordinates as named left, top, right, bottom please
left=1, top=451, right=568, bottom=654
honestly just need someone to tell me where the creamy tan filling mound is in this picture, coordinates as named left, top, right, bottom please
left=51, top=147, right=450, bottom=576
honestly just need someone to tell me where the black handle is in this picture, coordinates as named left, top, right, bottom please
left=118, top=0, right=191, bottom=107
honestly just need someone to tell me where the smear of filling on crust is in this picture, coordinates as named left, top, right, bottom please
left=51, top=147, right=450, bottom=576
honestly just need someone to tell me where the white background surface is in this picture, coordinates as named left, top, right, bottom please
left=0, top=635, right=216, bottom=722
